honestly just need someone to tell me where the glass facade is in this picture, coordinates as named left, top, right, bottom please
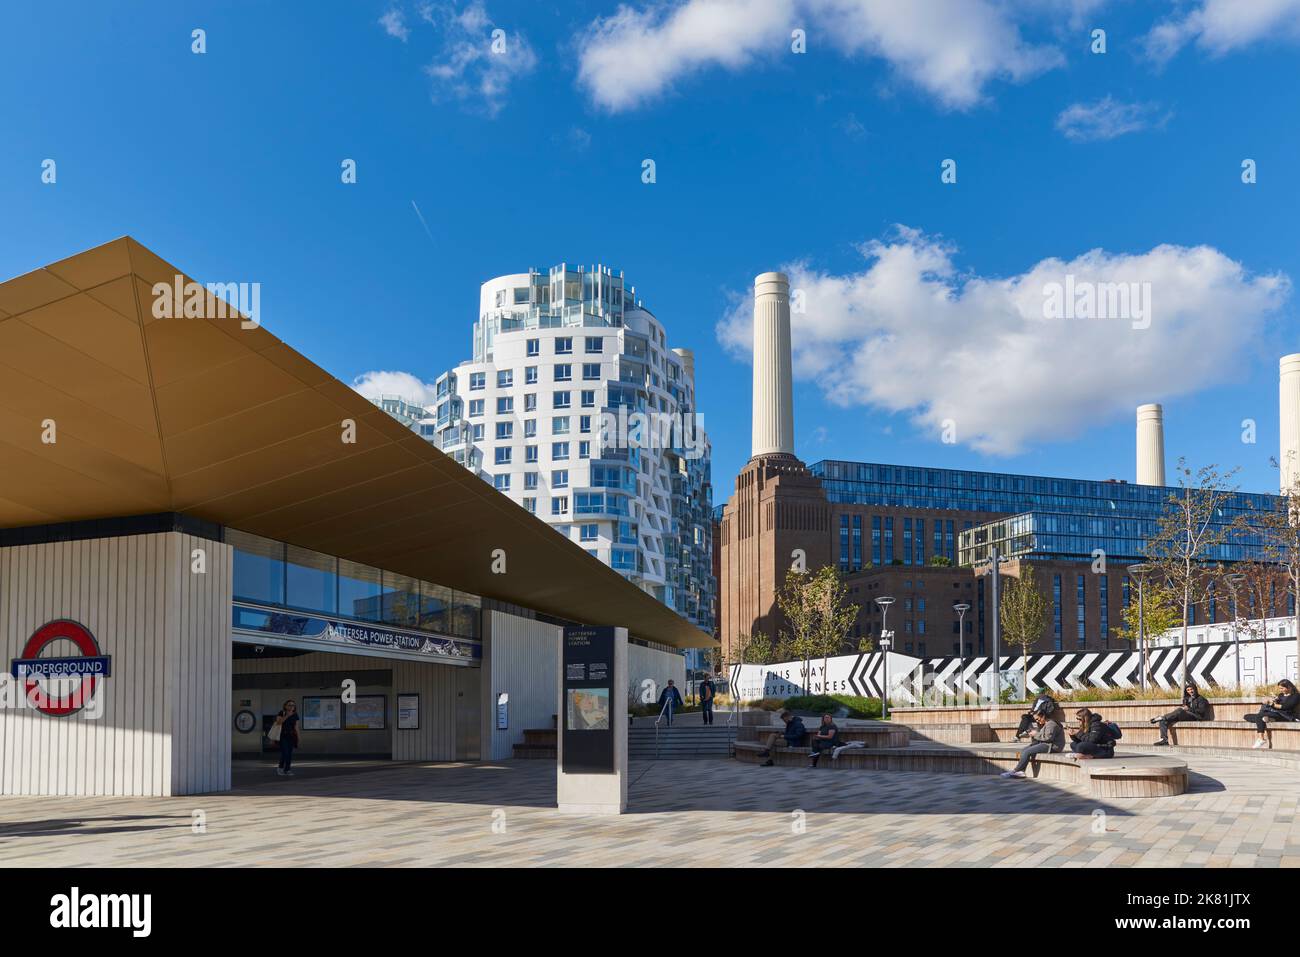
left=813, top=459, right=1278, bottom=565
left=227, top=529, right=481, bottom=640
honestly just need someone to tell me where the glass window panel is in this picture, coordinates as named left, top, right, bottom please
left=450, top=591, right=482, bottom=639
left=419, top=582, right=452, bottom=633
left=285, top=545, right=336, bottom=615
left=229, top=529, right=285, bottom=605
left=382, top=572, right=421, bottom=628
left=338, top=559, right=383, bottom=622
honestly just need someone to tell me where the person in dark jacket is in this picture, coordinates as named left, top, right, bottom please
left=273, top=699, right=301, bottom=776
left=1002, top=711, right=1065, bottom=777
left=808, top=714, right=841, bottom=767
left=1244, top=679, right=1300, bottom=749
left=1152, top=681, right=1210, bottom=746
left=759, top=711, right=806, bottom=767
left=1015, top=693, right=1060, bottom=740
left=698, top=676, right=717, bottom=725
left=1069, top=708, right=1115, bottom=760
left=657, top=680, right=684, bottom=726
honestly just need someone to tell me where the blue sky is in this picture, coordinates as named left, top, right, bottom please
left=2, top=0, right=1298, bottom=498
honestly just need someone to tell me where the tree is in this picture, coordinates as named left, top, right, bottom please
left=809, top=565, right=860, bottom=689
left=775, top=567, right=820, bottom=692
left=1144, top=459, right=1242, bottom=684
left=1000, top=563, right=1050, bottom=697
left=775, top=565, right=859, bottom=695
left=738, top=631, right=775, bottom=665
left=927, top=555, right=953, bottom=567
left=1249, top=468, right=1300, bottom=684
left=1114, top=578, right=1182, bottom=646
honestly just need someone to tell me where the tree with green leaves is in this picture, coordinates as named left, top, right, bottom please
left=1144, top=459, right=1242, bottom=684
left=809, top=564, right=861, bottom=689
left=775, top=567, right=820, bottom=691
left=1250, top=466, right=1300, bottom=683
left=739, top=631, right=775, bottom=665
left=1000, top=563, right=1050, bottom=697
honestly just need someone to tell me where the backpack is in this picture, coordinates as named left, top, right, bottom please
left=1104, top=721, right=1123, bottom=741
left=1032, top=694, right=1058, bottom=717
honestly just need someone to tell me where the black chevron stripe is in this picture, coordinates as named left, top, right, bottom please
left=847, top=653, right=866, bottom=696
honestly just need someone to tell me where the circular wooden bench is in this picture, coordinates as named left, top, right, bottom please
left=734, top=740, right=1188, bottom=798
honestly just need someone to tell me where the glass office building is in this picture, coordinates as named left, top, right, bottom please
left=810, top=459, right=1279, bottom=565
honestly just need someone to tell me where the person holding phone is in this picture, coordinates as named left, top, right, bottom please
left=274, top=699, right=301, bottom=776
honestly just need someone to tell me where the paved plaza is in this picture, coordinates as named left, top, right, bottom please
left=1, top=755, right=1297, bottom=867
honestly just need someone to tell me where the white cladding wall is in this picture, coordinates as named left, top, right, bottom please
left=482, top=610, right=560, bottom=760
left=628, top=641, right=686, bottom=703
left=481, top=610, right=688, bottom=759
left=0, top=533, right=231, bottom=796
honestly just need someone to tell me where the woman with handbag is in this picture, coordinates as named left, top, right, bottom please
left=271, top=699, right=301, bottom=776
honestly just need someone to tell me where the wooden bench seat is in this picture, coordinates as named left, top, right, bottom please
left=980, top=719, right=1300, bottom=749
left=736, top=723, right=912, bottom=749
left=734, top=740, right=1188, bottom=798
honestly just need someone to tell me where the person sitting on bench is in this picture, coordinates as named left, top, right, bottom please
left=1244, top=679, right=1300, bottom=749
left=1069, top=708, right=1116, bottom=759
left=1151, top=681, right=1209, bottom=746
left=759, top=711, right=806, bottom=767
left=808, top=713, right=841, bottom=767
left=1001, top=710, right=1064, bottom=778
left=1015, top=693, right=1059, bottom=740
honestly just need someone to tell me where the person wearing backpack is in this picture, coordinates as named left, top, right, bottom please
left=271, top=699, right=301, bottom=776
left=758, top=710, right=806, bottom=767
left=1068, top=707, right=1116, bottom=759
left=1244, top=679, right=1300, bottom=749
left=1001, top=710, right=1065, bottom=778
left=1015, top=693, right=1059, bottom=740
left=1151, top=681, right=1209, bottom=746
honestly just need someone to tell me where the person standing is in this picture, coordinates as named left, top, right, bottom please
left=274, top=699, right=301, bottom=776
left=657, top=680, right=684, bottom=726
left=698, top=675, right=716, bottom=726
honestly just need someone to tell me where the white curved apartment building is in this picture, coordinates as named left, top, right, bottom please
left=430, top=264, right=715, bottom=632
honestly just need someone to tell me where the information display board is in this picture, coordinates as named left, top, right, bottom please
left=302, top=696, right=342, bottom=731
left=397, top=693, right=419, bottom=730
left=344, top=695, right=387, bottom=730
left=561, top=625, right=616, bottom=774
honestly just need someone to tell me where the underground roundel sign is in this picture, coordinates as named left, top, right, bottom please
left=9, top=620, right=111, bottom=717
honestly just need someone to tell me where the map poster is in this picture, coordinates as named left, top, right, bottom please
left=344, top=695, right=386, bottom=730
left=397, top=694, right=419, bottom=730
left=561, top=625, right=616, bottom=774
left=302, top=696, right=342, bottom=731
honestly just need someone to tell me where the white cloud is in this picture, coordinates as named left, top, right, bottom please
left=1145, top=0, right=1300, bottom=63
left=352, top=370, right=440, bottom=408
left=717, top=227, right=1290, bottom=455
left=577, top=0, right=797, bottom=112
left=384, top=2, right=537, bottom=116
left=577, top=0, right=1068, bottom=112
left=379, top=9, right=410, bottom=42
left=1056, top=96, right=1168, bottom=141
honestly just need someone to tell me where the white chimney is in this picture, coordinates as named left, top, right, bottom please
left=751, top=272, right=794, bottom=459
left=1281, top=354, right=1300, bottom=492
left=1136, top=404, right=1165, bottom=486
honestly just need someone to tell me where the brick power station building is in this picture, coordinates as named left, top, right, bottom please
left=719, top=274, right=1284, bottom=664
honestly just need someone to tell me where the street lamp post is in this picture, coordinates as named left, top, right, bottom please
left=1129, top=563, right=1153, bottom=694
left=875, top=597, right=894, bottom=717
left=953, top=602, right=971, bottom=706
